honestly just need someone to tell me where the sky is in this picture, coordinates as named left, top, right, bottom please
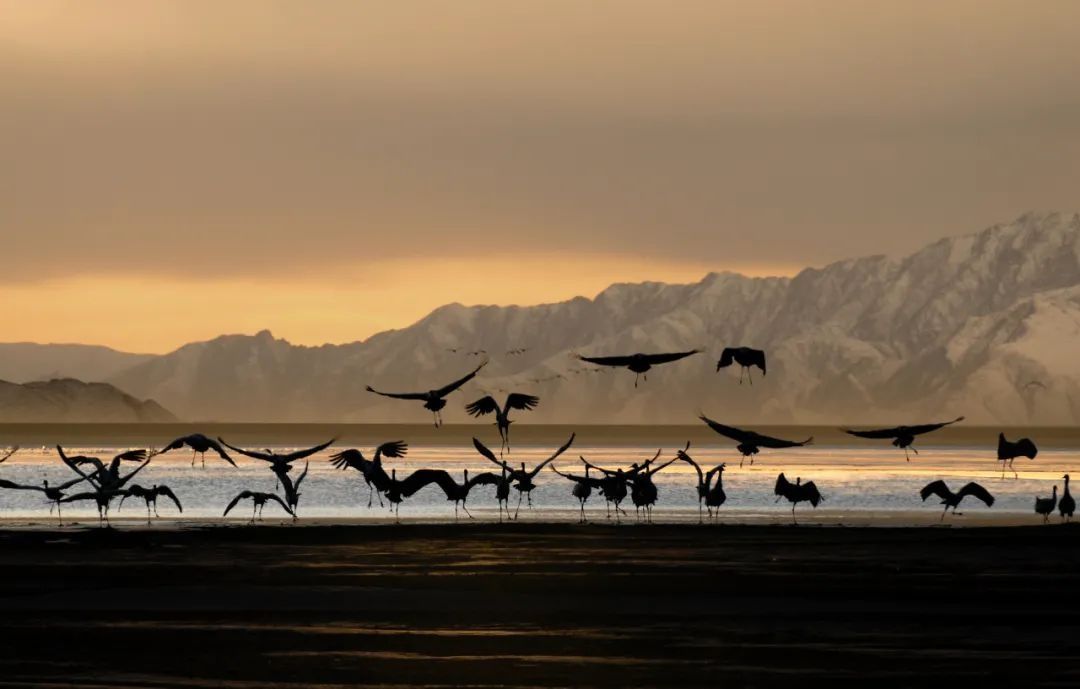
left=3, top=1, right=1080, bottom=353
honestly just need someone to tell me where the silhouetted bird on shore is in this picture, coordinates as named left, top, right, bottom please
left=158, top=434, right=236, bottom=468
left=474, top=434, right=575, bottom=519
left=0, top=477, right=86, bottom=525
left=550, top=464, right=602, bottom=523
left=59, top=489, right=129, bottom=526
left=224, top=490, right=294, bottom=522
left=997, top=433, right=1038, bottom=478
left=842, top=417, right=964, bottom=461
left=576, top=350, right=700, bottom=387
left=1059, top=475, right=1075, bottom=522
left=774, top=473, right=822, bottom=524
left=677, top=445, right=726, bottom=521
left=384, top=468, right=457, bottom=522
left=220, top=439, right=331, bottom=518
left=427, top=468, right=502, bottom=520
left=57, top=446, right=153, bottom=523
left=580, top=449, right=661, bottom=522
left=919, top=480, right=994, bottom=521
left=119, top=484, right=182, bottom=523
left=0, top=446, right=19, bottom=464
left=328, top=440, right=407, bottom=507
left=699, top=415, right=812, bottom=467
left=1036, top=485, right=1058, bottom=523
left=716, top=347, right=766, bottom=385
left=465, top=392, right=540, bottom=455
left=367, top=362, right=487, bottom=427
left=627, top=452, right=679, bottom=522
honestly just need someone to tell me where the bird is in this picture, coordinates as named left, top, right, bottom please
left=465, top=392, right=540, bottom=455
left=576, top=350, right=700, bottom=387
left=997, top=433, right=1038, bottom=478
left=157, top=434, right=236, bottom=468
left=0, top=476, right=87, bottom=525
left=0, top=446, right=19, bottom=463
left=56, top=446, right=153, bottom=523
left=774, top=473, right=823, bottom=524
left=1036, top=485, right=1058, bottom=523
left=698, top=415, right=812, bottom=467
left=919, top=480, right=995, bottom=521
left=842, top=417, right=964, bottom=461
left=59, top=489, right=130, bottom=526
left=716, top=347, right=767, bottom=385
left=676, top=445, right=727, bottom=522
left=366, top=361, right=487, bottom=427
left=549, top=464, right=602, bottom=523
left=626, top=452, right=679, bottom=522
left=473, top=433, right=575, bottom=519
left=119, top=484, right=183, bottom=523
left=1059, top=475, right=1075, bottom=522
left=328, top=440, right=408, bottom=508
left=383, top=468, right=460, bottom=522
left=579, top=450, right=661, bottom=522
left=223, top=490, right=295, bottom=523
left=426, top=468, right=503, bottom=520
left=219, top=437, right=334, bottom=515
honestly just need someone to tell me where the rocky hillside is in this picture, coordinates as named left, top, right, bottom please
left=0, top=378, right=176, bottom=423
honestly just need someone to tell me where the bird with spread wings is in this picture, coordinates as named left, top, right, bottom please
left=843, top=417, right=964, bottom=461
left=576, top=350, right=700, bottom=387
left=699, top=415, right=812, bottom=467
left=367, top=361, right=487, bottom=427
left=465, top=392, right=539, bottom=455
left=328, top=440, right=408, bottom=507
left=473, top=433, right=575, bottom=519
left=715, top=347, right=767, bottom=385
left=920, top=480, right=994, bottom=521
left=157, top=433, right=236, bottom=468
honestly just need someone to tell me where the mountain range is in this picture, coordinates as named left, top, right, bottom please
left=2, top=211, right=1079, bottom=425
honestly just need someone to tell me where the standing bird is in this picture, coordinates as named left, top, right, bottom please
left=119, top=484, right=183, bottom=523
left=223, top=490, right=294, bottom=523
left=699, top=415, right=812, bottom=467
left=677, top=445, right=727, bottom=521
left=580, top=451, right=661, bottom=522
left=997, top=433, right=1038, bottom=479
left=366, top=362, right=487, bottom=427
left=919, top=480, right=995, bottom=521
left=773, top=473, right=823, bottom=524
left=0, top=477, right=87, bottom=525
left=626, top=453, right=679, bottom=522
left=0, top=446, right=19, bottom=463
left=550, top=464, right=602, bottom=523
left=473, top=434, right=575, bottom=519
left=465, top=392, right=540, bottom=455
left=328, top=440, right=408, bottom=508
left=57, top=446, right=153, bottom=523
left=842, top=417, right=964, bottom=461
left=716, top=347, right=767, bottom=385
left=158, top=434, right=236, bottom=468
left=576, top=350, right=700, bottom=387
left=1059, top=475, right=1075, bottom=522
left=383, top=468, right=459, bottom=522
left=1036, top=485, right=1058, bottom=524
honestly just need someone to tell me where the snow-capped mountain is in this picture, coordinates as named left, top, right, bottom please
left=8, top=212, right=1080, bottom=424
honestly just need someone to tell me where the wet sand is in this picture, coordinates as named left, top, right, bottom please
left=1, top=523, right=1079, bottom=687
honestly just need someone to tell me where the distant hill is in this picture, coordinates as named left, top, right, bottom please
left=0, top=343, right=154, bottom=384
left=0, top=378, right=176, bottom=423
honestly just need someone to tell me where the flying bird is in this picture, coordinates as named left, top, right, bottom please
left=1060, top=475, right=1075, bottom=522
left=219, top=439, right=333, bottom=516
left=997, top=433, right=1038, bottom=478
left=1036, top=485, right=1058, bottom=524
left=157, top=434, right=236, bottom=468
left=576, top=350, right=700, bottom=387
left=223, top=490, right=294, bottom=523
left=842, top=416, right=964, bottom=461
left=119, top=484, right=183, bottom=523
left=774, top=473, right=823, bottom=524
left=366, top=362, right=487, bottom=427
left=919, top=480, right=994, bottom=521
left=473, top=433, right=575, bottom=519
left=465, top=392, right=539, bottom=455
left=699, top=415, right=812, bottom=467
left=0, top=446, right=19, bottom=464
left=328, top=440, right=407, bottom=508
left=716, top=347, right=767, bottom=385
left=677, top=445, right=727, bottom=522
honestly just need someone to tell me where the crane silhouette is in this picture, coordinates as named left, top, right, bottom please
left=367, top=361, right=487, bottom=427
left=465, top=392, right=539, bottom=455
left=716, top=347, right=767, bottom=385
left=119, top=484, right=183, bottom=523
left=919, top=480, right=994, bottom=521
left=0, top=476, right=87, bottom=525
left=576, top=350, right=700, bottom=387
left=676, top=445, right=726, bottom=522
left=997, top=433, right=1038, bottom=478
left=328, top=440, right=407, bottom=507
left=699, top=415, right=812, bottom=467
left=219, top=438, right=334, bottom=516
left=0, top=446, right=19, bottom=463
left=842, top=417, right=964, bottom=461
left=774, top=473, right=823, bottom=524
left=1036, top=485, right=1058, bottom=524
left=56, top=445, right=153, bottom=524
left=580, top=450, right=660, bottom=522
left=550, top=464, right=602, bottom=523
left=158, top=434, right=236, bottom=468
left=627, top=452, right=679, bottom=522
left=473, top=434, right=575, bottom=519
left=384, top=468, right=458, bottom=522
left=425, top=468, right=503, bottom=520
left=224, top=490, right=294, bottom=523
left=1059, top=475, right=1075, bottom=522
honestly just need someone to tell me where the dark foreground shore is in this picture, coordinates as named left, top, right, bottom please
left=1, top=524, right=1079, bottom=688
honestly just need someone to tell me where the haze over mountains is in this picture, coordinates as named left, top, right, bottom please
left=3, top=212, right=1079, bottom=425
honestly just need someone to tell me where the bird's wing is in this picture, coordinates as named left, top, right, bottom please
left=698, top=416, right=755, bottom=444
left=957, top=482, right=994, bottom=507
left=375, top=440, right=408, bottom=461
left=843, top=427, right=904, bottom=439
left=647, top=456, right=679, bottom=475
left=223, top=491, right=251, bottom=516
left=218, top=439, right=275, bottom=461
left=749, top=349, right=767, bottom=373
left=114, top=449, right=148, bottom=463
left=281, top=438, right=336, bottom=462
left=57, top=447, right=104, bottom=488
left=905, top=416, right=965, bottom=437
left=265, top=493, right=296, bottom=516
left=774, top=473, right=790, bottom=496
left=0, top=479, right=45, bottom=492
left=433, top=361, right=487, bottom=397
left=467, top=471, right=502, bottom=488
left=159, top=436, right=188, bottom=453
left=398, top=469, right=453, bottom=498
left=641, top=350, right=700, bottom=365
left=579, top=456, right=617, bottom=477
left=59, top=491, right=101, bottom=504
left=472, top=437, right=511, bottom=471
left=802, top=482, right=823, bottom=506
left=919, top=480, right=950, bottom=502
left=676, top=450, right=704, bottom=485
left=504, top=393, right=540, bottom=412
left=528, top=433, right=576, bottom=477
left=365, top=386, right=429, bottom=401
left=328, top=449, right=367, bottom=471
left=465, top=395, right=500, bottom=417
left=156, top=485, right=183, bottom=513
left=204, top=438, right=237, bottom=466
left=577, top=354, right=635, bottom=367
left=294, top=461, right=310, bottom=490
left=117, top=458, right=153, bottom=487
left=716, top=348, right=735, bottom=371
left=57, top=476, right=89, bottom=491
left=755, top=433, right=813, bottom=449
left=0, top=446, right=18, bottom=463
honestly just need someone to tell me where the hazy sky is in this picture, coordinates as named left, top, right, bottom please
left=4, top=1, right=1079, bottom=352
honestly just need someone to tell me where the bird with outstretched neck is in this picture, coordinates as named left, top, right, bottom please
left=843, top=417, right=964, bottom=461
left=367, top=361, right=487, bottom=427
left=328, top=441, right=407, bottom=508
left=0, top=476, right=87, bottom=526
left=579, top=449, right=660, bottom=522
left=1060, top=475, right=1075, bottom=522
left=919, top=480, right=994, bottom=521
left=699, top=415, right=812, bottom=467
left=716, top=347, right=766, bottom=385
left=157, top=434, right=236, bottom=468
left=549, top=464, right=602, bottom=523
left=473, top=434, right=575, bottom=520
left=1036, top=485, right=1058, bottom=524
left=676, top=444, right=727, bottom=522
left=576, top=350, right=700, bottom=387
left=219, top=438, right=335, bottom=517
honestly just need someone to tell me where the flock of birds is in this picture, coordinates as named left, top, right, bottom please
left=0, top=345, right=1073, bottom=526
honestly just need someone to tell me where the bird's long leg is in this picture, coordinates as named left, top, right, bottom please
left=739, top=368, right=744, bottom=385
left=747, top=368, right=753, bottom=386
left=606, top=500, right=611, bottom=519
left=740, top=456, right=745, bottom=468
left=904, top=446, right=910, bottom=462
left=454, top=503, right=459, bottom=521
left=202, top=453, right=206, bottom=469
left=527, top=492, right=533, bottom=509
left=791, top=503, right=797, bottom=526
left=56, top=501, right=62, bottom=527
left=191, top=449, right=197, bottom=467
left=698, top=500, right=703, bottom=524
left=1011, top=459, right=1018, bottom=480
left=941, top=505, right=948, bottom=522
left=463, top=503, right=474, bottom=519
left=367, top=486, right=373, bottom=509
left=514, top=492, right=523, bottom=520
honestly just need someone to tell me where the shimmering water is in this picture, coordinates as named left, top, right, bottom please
left=0, top=424, right=1075, bottom=524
